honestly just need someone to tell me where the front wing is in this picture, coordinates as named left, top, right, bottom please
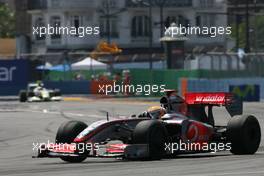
left=27, top=96, right=62, bottom=102
left=34, top=143, right=150, bottom=159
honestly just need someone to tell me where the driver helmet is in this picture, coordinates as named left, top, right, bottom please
left=147, top=106, right=166, bottom=119
left=36, top=80, right=44, bottom=87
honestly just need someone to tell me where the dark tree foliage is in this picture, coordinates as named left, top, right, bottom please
left=0, top=3, right=15, bottom=38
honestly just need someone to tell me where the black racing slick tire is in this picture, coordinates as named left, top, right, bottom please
left=133, top=120, right=168, bottom=160
left=227, top=115, right=261, bottom=155
left=54, top=89, right=61, bottom=96
left=19, top=90, right=27, bottom=102
left=56, top=121, right=88, bottom=163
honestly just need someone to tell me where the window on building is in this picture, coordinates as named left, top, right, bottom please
left=199, top=0, right=214, bottom=7
left=34, top=17, right=45, bottom=40
left=131, top=16, right=150, bottom=38
left=165, top=15, right=189, bottom=28
left=19, top=0, right=28, bottom=10
left=196, top=14, right=216, bottom=36
left=178, top=15, right=189, bottom=27
left=50, top=16, right=61, bottom=39
left=165, top=16, right=176, bottom=28
left=100, top=17, right=119, bottom=38
left=102, top=0, right=117, bottom=8
left=196, top=16, right=201, bottom=26
left=70, top=15, right=84, bottom=37
left=196, top=14, right=214, bottom=27
left=51, top=0, right=60, bottom=7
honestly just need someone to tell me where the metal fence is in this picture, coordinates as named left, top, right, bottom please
left=184, top=52, right=264, bottom=77
left=15, top=52, right=166, bottom=81
left=2, top=51, right=264, bottom=82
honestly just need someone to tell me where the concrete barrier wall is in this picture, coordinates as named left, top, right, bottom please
left=0, top=85, right=28, bottom=96
left=180, top=78, right=264, bottom=100
left=44, top=81, right=90, bottom=94
left=0, top=60, right=29, bottom=95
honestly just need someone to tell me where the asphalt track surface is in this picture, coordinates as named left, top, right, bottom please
left=0, top=98, right=263, bottom=176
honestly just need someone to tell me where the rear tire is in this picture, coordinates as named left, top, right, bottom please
left=227, top=115, right=261, bottom=154
left=56, top=121, right=88, bottom=163
left=19, top=90, right=27, bottom=102
left=54, top=89, right=61, bottom=96
left=133, top=120, right=168, bottom=160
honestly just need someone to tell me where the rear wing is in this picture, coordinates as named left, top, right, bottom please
left=185, top=92, right=243, bottom=117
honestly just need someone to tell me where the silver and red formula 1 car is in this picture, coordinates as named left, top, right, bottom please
left=34, top=91, right=261, bottom=163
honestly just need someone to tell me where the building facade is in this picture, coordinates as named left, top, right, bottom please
left=28, top=0, right=228, bottom=53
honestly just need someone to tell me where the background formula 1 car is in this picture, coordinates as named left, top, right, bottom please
left=19, top=83, right=62, bottom=102
left=34, top=92, right=261, bottom=163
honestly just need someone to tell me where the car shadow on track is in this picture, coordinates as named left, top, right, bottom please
left=165, top=153, right=230, bottom=159
left=38, top=153, right=231, bottom=166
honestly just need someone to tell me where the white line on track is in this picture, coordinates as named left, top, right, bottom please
left=3, top=108, right=104, bottom=119
left=187, top=170, right=264, bottom=176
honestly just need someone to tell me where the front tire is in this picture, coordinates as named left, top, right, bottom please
left=227, top=115, right=261, bottom=154
left=133, top=120, right=168, bottom=159
left=56, top=121, right=88, bottom=163
left=19, top=90, right=27, bottom=102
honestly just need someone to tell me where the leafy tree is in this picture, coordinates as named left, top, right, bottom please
left=231, top=16, right=264, bottom=51
left=254, top=16, right=264, bottom=50
left=0, top=3, right=15, bottom=38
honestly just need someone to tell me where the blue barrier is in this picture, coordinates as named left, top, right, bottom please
left=44, top=81, right=90, bottom=94
left=0, top=59, right=29, bottom=95
left=185, top=78, right=264, bottom=101
left=229, top=85, right=260, bottom=102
